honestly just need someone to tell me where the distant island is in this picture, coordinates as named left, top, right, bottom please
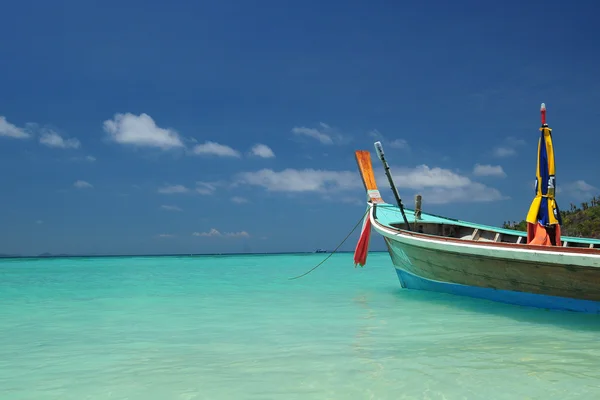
left=37, top=252, right=73, bottom=257
left=0, top=251, right=357, bottom=259
left=0, top=252, right=74, bottom=258
left=503, top=196, right=600, bottom=239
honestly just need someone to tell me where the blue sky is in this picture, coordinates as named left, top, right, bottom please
left=1, top=0, right=599, bottom=256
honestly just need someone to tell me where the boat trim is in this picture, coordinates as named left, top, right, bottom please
left=368, top=204, right=600, bottom=262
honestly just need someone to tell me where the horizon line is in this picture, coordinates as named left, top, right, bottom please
left=0, top=250, right=389, bottom=260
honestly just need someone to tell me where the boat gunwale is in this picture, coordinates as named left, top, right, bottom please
left=374, top=203, right=600, bottom=245
left=369, top=204, right=600, bottom=259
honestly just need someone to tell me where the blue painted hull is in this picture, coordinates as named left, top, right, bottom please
left=395, top=268, right=600, bottom=314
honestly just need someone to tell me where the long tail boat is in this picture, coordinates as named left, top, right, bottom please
left=353, top=104, right=600, bottom=314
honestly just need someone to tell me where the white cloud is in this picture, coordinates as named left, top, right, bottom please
left=192, top=228, right=250, bottom=238
left=231, top=196, right=248, bottom=204
left=386, top=165, right=471, bottom=189
left=158, top=184, right=189, bottom=194
left=367, top=129, right=409, bottom=150
left=160, top=205, right=183, bottom=212
left=236, top=168, right=361, bottom=192
left=157, top=234, right=174, bottom=238
left=321, top=195, right=364, bottom=206
left=505, top=136, right=526, bottom=147
left=562, top=180, right=598, bottom=200
left=389, top=139, right=409, bottom=149
left=74, top=180, right=93, bottom=189
left=569, top=180, right=597, bottom=192
left=0, top=116, right=30, bottom=139
left=196, top=182, right=216, bottom=195
left=250, top=143, right=275, bottom=158
left=292, top=126, right=333, bottom=144
left=192, top=141, right=240, bottom=157
left=416, top=184, right=505, bottom=204
left=226, top=231, right=250, bottom=238
left=39, top=130, right=81, bottom=149
left=493, top=146, right=516, bottom=157
left=235, top=165, right=505, bottom=205
left=493, top=136, right=526, bottom=158
left=472, top=164, right=506, bottom=177
left=193, top=228, right=222, bottom=237
left=381, top=165, right=505, bottom=204
left=70, top=155, right=96, bottom=163
left=158, top=182, right=219, bottom=195
left=35, top=220, right=43, bottom=224
left=103, top=113, right=184, bottom=150
left=368, top=129, right=383, bottom=139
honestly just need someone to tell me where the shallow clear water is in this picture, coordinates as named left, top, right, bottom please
left=1, top=252, right=600, bottom=399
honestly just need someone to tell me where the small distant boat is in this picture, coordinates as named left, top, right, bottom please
left=314, top=249, right=328, bottom=253
left=353, top=104, right=600, bottom=314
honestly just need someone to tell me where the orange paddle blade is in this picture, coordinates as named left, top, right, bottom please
left=355, top=150, right=384, bottom=204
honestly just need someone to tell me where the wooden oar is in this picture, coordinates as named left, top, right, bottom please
left=354, top=150, right=384, bottom=204
left=373, top=141, right=411, bottom=230
left=353, top=150, right=380, bottom=267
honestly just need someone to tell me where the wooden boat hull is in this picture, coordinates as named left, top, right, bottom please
left=371, top=209, right=600, bottom=314
left=384, top=236, right=600, bottom=314
left=392, top=264, right=600, bottom=314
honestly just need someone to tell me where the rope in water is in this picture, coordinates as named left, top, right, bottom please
left=288, top=207, right=371, bottom=280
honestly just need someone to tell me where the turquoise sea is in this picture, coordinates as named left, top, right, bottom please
left=2, top=252, right=600, bottom=399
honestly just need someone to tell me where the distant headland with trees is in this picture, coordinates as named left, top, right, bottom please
left=503, top=196, right=600, bottom=239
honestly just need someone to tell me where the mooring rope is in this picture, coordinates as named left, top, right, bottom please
left=288, top=206, right=371, bottom=280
